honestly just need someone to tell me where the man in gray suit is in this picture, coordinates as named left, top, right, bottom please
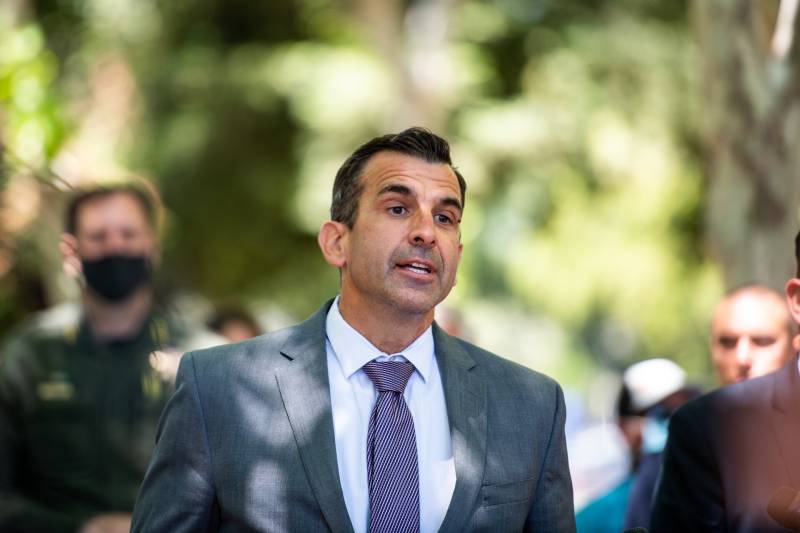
left=131, top=127, right=575, bottom=532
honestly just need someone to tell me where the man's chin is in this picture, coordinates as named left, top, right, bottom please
left=385, top=290, right=445, bottom=317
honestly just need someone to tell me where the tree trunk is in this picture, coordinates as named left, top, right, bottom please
left=350, top=0, right=456, bottom=131
left=696, top=0, right=800, bottom=290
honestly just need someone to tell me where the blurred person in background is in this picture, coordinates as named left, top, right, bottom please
left=621, top=358, right=700, bottom=530
left=573, top=382, right=640, bottom=533
left=651, top=233, right=800, bottom=531
left=0, top=184, right=221, bottom=533
left=433, top=305, right=471, bottom=340
left=207, top=305, right=263, bottom=343
left=710, top=283, right=795, bottom=385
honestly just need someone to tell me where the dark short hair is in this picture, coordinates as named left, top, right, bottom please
left=615, top=382, right=638, bottom=418
left=796, top=229, right=800, bottom=277
left=330, top=127, right=467, bottom=228
left=65, top=185, right=156, bottom=235
left=207, top=306, right=262, bottom=337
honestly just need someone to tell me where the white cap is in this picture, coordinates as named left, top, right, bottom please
left=623, top=358, right=686, bottom=412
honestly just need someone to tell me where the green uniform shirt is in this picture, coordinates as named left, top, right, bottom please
left=0, top=307, right=194, bottom=532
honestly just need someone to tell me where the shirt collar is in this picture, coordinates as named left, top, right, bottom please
left=326, top=296, right=434, bottom=382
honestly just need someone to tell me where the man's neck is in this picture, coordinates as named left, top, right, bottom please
left=337, top=296, right=433, bottom=355
left=82, top=286, right=154, bottom=341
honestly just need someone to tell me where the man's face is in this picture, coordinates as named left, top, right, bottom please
left=338, top=151, right=463, bottom=320
left=710, top=291, right=793, bottom=385
left=71, top=192, right=157, bottom=265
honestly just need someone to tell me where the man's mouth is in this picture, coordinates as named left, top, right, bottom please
left=398, top=261, right=434, bottom=275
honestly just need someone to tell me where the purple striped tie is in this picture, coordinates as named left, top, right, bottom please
left=363, top=360, right=420, bottom=533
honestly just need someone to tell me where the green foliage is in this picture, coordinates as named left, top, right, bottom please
left=445, top=4, right=718, bottom=383
left=0, top=7, right=70, bottom=330
left=1, top=0, right=723, bottom=392
left=0, top=13, right=68, bottom=175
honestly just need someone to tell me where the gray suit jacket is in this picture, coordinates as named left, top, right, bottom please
left=131, top=301, right=575, bottom=532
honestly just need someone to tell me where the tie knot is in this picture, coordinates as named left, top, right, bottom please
left=363, top=360, right=415, bottom=393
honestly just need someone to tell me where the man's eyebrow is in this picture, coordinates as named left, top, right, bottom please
left=377, top=183, right=412, bottom=197
left=377, top=183, right=463, bottom=213
left=439, top=196, right=463, bottom=213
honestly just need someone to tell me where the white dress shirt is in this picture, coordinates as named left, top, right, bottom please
left=326, top=297, right=456, bottom=533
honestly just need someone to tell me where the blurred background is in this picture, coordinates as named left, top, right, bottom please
left=1, top=0, right=799, bottom=500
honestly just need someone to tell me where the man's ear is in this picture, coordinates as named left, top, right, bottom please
left=318, top=221, right=348, bottom=268
left=785, top=278, right=800, bottom=326
left=59, top=233, right=82, bottom=279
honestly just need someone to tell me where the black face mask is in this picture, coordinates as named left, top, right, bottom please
left=81, top=254, right=152, bottom=302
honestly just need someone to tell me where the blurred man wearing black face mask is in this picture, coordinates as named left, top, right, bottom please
left=0, top=185, right=222, bottom=533
left=60, top=186, right=159, bottom=343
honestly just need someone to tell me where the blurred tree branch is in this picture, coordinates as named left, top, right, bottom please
left=350, top=0, right=458, bottom=130
left=770, top=0, right=799, bottom=59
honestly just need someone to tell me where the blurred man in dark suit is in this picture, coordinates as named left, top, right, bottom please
left=651, top=233, right=800, bottom=532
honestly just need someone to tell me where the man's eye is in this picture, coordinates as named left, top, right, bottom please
left=717, top=337, right=738, bottom=349
left=435, top=214, right=453, bottom=224
left=389, top=206, right=406, bottom=215
left=752, top=336, right=776, bottom=347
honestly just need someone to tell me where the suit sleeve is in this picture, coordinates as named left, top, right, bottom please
left=131, top=352, right=219, bottom=532
left=650, top=403, right=725, bottom=533
left=525, top=382, right=576, bottom=533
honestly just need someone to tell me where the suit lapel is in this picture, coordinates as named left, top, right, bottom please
left=769, top=355, right=800, bottom=488
left=434, top=325, right=488, bottom=533
left=275, top=302, right=355, bottom=533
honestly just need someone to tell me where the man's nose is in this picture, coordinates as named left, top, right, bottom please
left=735, top=339, right=753, bottom=368
left=104, top=232, right=129, bottom=253
left=409, top=212, right=436, bottom=247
